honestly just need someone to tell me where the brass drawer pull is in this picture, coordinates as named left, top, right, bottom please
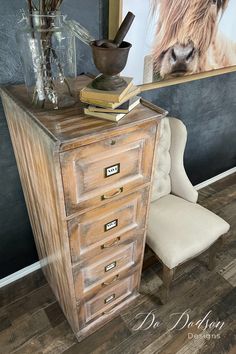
left=101, top=237, right=120, bottom=249
left=102, top=274, right=119, bottom=287
left=102, top=187, right=123, bottom=200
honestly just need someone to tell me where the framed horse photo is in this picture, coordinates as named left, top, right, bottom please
left=109, top=0, right=236, bottom=91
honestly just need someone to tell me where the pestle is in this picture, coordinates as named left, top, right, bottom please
left=95, top=11, right=135, bottom=48
left=113, top=11, right=135, bottom=47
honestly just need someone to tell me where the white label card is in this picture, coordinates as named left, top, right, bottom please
left=105, top=261, right=116, bottom=272
left=105, top=163, right=120, bottom=178
left=104, top=219, right=118, bottom=232
left=104, top=293, right=115, bottom=304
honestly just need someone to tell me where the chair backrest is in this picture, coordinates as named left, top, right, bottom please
left=151, top=117, right=171, bottom=201
left=151, top=117, right=198, bottom=203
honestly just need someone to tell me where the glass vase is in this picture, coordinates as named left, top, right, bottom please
left=17, top=11, right=77, bottom=109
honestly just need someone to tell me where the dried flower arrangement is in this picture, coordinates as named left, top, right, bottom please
left=18, top=1, right=95, bottom=109
left=26, top=0, right=63, bottom=15
left=18, top=0, right=76, bottom=109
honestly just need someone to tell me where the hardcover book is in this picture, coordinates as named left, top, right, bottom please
left=80, top=77, right=133, bottom=103
left=84, top=108, right=126, bottom=122
left=80, top=85, right=141, bottom=109
left=88, top=96, right=141, bottom=114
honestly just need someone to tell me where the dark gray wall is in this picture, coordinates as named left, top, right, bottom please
left=0, top=1, right=235, bottom=278
left=141, top=72, right=236, bottom=185
left=0, top=0, right=108, bottom=278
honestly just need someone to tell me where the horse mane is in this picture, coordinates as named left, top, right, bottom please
left=150, top=0, right=229, bottom=60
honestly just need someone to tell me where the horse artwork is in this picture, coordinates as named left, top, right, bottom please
left=111, top=0, right=236, bottom=87
left=152, top=0, right=236, bottom=80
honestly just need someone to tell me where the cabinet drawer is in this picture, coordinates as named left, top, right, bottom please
left=73, top=237, right=143, bottom=295
left=68, top=188, right=149, bottom=262
left=60, top=122, right=157, bottom=215
left=83, top=272, right=138, bottom=323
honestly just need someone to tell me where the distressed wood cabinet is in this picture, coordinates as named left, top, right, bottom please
left=0, top=76, right=165, bottom=341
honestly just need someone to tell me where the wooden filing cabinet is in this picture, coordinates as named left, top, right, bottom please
left=0, top=76, right=166, bottom=341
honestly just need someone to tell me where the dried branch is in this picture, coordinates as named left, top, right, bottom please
left=27, top=0, right=33, bottom=13
left=26, top=0, right=64, bottom=14
left=25, top=0, right=66, bottom=108
left=31, top=1, right=37, bottom=10
left=55, top=0, right=63, bottom=10
left=40, top=0, right=46, bottom=14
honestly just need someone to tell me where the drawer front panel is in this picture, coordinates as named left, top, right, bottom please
left=60, top=122, right=157, bottom=215
left=83, top=242, right=134, bottom=291
left=73, top=237, right=143, bottom=296
left=84, top=273, right=138, bottom=323
left=68, top=188, right=149, bottom=262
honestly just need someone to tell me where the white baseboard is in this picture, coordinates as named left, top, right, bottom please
left=1, top=167, right=235, bottom=288
left=0, top=261, right=41, bottom=288
left=194, top=167, right=236, bottom=190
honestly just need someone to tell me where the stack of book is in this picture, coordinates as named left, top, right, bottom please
left=80, top=76, right=141, bottom=122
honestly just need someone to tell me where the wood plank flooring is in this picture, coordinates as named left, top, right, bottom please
left=0, top=173, right=235, bottom=354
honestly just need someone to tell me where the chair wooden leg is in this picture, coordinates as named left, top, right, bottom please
left=160, top=265, right=176, bottom=304
left=208, top=236, right=224, bottom=271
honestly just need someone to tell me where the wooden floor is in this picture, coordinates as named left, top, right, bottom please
left=0, top=173, right=235, bottom=354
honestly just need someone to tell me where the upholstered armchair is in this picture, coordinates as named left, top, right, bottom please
left=147, top=117, right=230, bottom=304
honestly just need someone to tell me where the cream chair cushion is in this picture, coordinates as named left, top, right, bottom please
left=147, top=194, right=230, bottom=269
left=151, top=118, right=171, bottom=201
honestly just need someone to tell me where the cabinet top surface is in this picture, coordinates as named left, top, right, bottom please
left=1, top=76, right=165, bottom=151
